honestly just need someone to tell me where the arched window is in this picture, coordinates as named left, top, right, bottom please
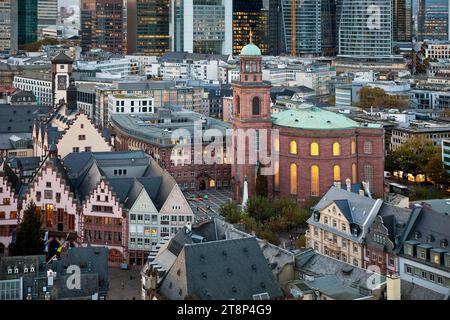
left=351, top=139, right=356, bottom=154
left=310, top=142, right=319, bottom=156
left=364, top=141, right=372, bottom=154
left=290, top=140, right=297, bottom=154
left=274, top=161, right=280, bottom=191
left=333, top=165, right=341, bottom=181
left=333, top=142, right=341, bottom=156
left=235, top=95, right=240, bottom=115
left=352, top=163, right=357, bottom=183
left=290, top=163, right=297, bottom=195
left=252, top=97, right=260, bottom=115
left=364, top=163, right=373, bottom=190
left=311, top=165, right=319, bottom=196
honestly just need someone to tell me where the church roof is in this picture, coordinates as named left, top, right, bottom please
left=271, top=107, right=382, bottom=130
left=240, top=43, right=261, bottom=56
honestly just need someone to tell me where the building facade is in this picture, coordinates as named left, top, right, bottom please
left=80, top=0, right=127, bottom=53
left=170, top=0, right=233, bottom=55
left=417, top=0, right=449, bottom=41
left=393, top=0, right=413, bottom=43
left=0, top=0, right=18, bottom=55
left=37, top=0, right=58, bottom=36
left=338, top=0, right=392, bottom=58
left=18, top=0, right=38, bottom=46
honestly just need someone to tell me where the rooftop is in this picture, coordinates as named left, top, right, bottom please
left=272, top=107, right=382, bottom=130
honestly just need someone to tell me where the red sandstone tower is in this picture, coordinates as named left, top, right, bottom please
left=231, top=42, right=273, bottom=203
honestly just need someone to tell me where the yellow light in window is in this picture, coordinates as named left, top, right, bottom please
left=333, top=142, right=341, bottom=156
left=310, top=142, right=319, bottom=156
left=274, top=137, right=280, bottom=152
left=274, top=161, right=280, bottom=190
left=311, top=165, right=319, bottom=196
left=351, top=139, right=356, bottom=154
left=290, top=163, right=297, bottom=195
left=333, top=165, right=341, bottom=181
left=352, top=163, right=357, bottom=183
left=290, top=140, right=297, bottom=154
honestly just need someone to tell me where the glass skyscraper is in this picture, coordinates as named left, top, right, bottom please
left=18, top=0, right=38, bottom=46
left=0, top=0, right=18, bottom=54
left=338, top=0, right=392, bottom=58
left=393, top=0, right=413, bottom=43
left=232, top=0, right=267, bottom=55
left=417, top=0, right=449, bottom=41
left=171, top=0, right=233, bottom=55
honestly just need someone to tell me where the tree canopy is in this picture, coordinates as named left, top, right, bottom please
left=357, top=87, right=409, bottom=109
left=9, top=202, right=44, bottom=256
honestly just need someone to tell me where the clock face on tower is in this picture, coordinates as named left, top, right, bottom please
left=57, top=75, right=67, bottom=90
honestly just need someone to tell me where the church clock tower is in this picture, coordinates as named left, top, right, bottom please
left=231, top=40, right=273, bottom=203
left=51, top=51, right=73, bottom=108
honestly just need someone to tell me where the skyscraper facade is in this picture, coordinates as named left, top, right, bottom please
left=417, top=0, right=449, bottom=41
left=0, top=0, right=18, bottom=54
left=338, top=0, right=392, bottom=58
left=393, top=0, right=413, bottom=43
left=135, top=0, right=171, bottom=56
left=18, top=0, right=38, bottom=46
left=233, top=0, right=268, bottom=55
left=81, top=0, right=127, bottom=54
left=268, top=0, right=323, bottom=56
left=37, top=0, right=58, bottom=34
left=171, top=0, right=233, bottom=55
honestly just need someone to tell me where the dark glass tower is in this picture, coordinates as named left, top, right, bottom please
left=417, top=0, right=449, bottom=41
left=80, top=0, right=127, bottom=53
left=134, top=0, right=171, bottom=56
left=233, top=0, right=267, bottom=55
left=18, top=0, right=38, bottom=46
left=393, top=0, right=413, bottom=42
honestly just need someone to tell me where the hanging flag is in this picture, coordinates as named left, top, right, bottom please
left=44, top=231, right=49, bottom=253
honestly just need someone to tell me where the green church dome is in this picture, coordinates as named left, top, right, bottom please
left=240, top=43, right=262, bottom=56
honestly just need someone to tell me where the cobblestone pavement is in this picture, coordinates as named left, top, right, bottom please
left=107, top=268, right=141, bottom=300
left=184, top=188, right=232, bottom=223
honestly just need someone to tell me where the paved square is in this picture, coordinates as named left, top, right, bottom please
left=184, top=188, right=232, bottom=223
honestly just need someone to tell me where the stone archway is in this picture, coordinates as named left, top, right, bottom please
left=108, top=248, right=122, bottom=265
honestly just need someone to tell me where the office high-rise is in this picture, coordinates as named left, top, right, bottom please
left=393, top=0, right=413, bottom=43
left=18, top=0, right=38, bottom=46
left=417, top=0, right=449, bottom=41
left=268, top=0, right=323, bottom=56
left=81, top=0, right=127, bottom=53
left=0, top=0, right=18, bottom=54
left=37, top=0, right=58, bottom=33
left=338, top=0, right=392, bottom=58
left=171, top=0, right=233, bottom=55
left=233, top=0, right=268, bottom=55
left=132, top=0, right=171, bottom=56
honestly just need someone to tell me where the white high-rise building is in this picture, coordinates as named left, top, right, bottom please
left=338, top=0, right=393, bottom=58
left=170, top=0, right=232, bottom=55
left=38, top=0, right=58, bottom=36
left=0, top=0, right=18, bottom=55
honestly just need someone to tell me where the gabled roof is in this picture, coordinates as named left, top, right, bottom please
left=51, top=52, right=73, bottom=64
left=334, top=199, right=353, bottom=223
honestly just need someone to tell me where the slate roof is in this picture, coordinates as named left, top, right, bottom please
left=10, top=90, right=36, bottom=104
left=415, top=199, right=450, bottom=216
left=51, top=52, right=73, bottom=64
left=309, top=186, right=383, bottom=242
left=159, top=237, right=283, bottom=300
left=0, top=104, right=51, bottom=134
left=9, top=156, right=40, bottom=171
left=303, top=275, right=368, bottom=300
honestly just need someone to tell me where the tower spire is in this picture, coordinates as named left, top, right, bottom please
left=249, top=29, right=253, bottom=44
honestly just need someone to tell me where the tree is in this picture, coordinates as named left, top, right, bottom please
left=9, top=202, right=44, bottom=256
left=19, top=38, right=60, bottom=52
left=391, top=135, right=438, bottom=179
left=219, top=201, right=242, bottom=224
left=244, top=196, right=275, bottom=222
left=425, top=154, right=449, bottom=186
left=357, top=87, right=409, bottom=109
left=255, top=165, right=268, bottom=198
left=295, top=235, right=306, bottom=248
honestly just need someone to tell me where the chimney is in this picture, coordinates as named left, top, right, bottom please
left=345, top=178, right=351, bottom=192
left=386, top=275, right=401, bottom=300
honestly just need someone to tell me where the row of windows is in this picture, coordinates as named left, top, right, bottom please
left=284, top=140, right=372, bottom=156
left=404, top=264, right=450, bottom=288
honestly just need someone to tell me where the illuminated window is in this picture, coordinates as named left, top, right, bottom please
left=274, top=161, right=280, bottom=191
left=274, top=137, right=280, bottom=152
left=333, top=165, right=341, bottom=181
left=209, top=180, right=215, bottom=188
left=290, top=140, right=297, bottom=154
left=46, top=204, right=54, bottom=227
left=333, top=142, right=341, bottom=156
left=290, top=163, right=297, bottom=195
left=310, top=142, right=319, bottom=156
left=351, top=139, right=356, bottom=154
left=311, top=165, right=319, bottom=196
left=352, top=163, right=357, bottom=183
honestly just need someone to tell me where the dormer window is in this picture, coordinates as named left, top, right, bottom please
left=440, top=239, right=448, bottom=248
left=30, top=266, right=35, bottom=273
left=23, top=267, right=29, bottom=273
left=14, top=267, right=19, bottom=274
left=427, top=235, right=435, bottom=243
left=7, top=268, right=12, bottom=275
